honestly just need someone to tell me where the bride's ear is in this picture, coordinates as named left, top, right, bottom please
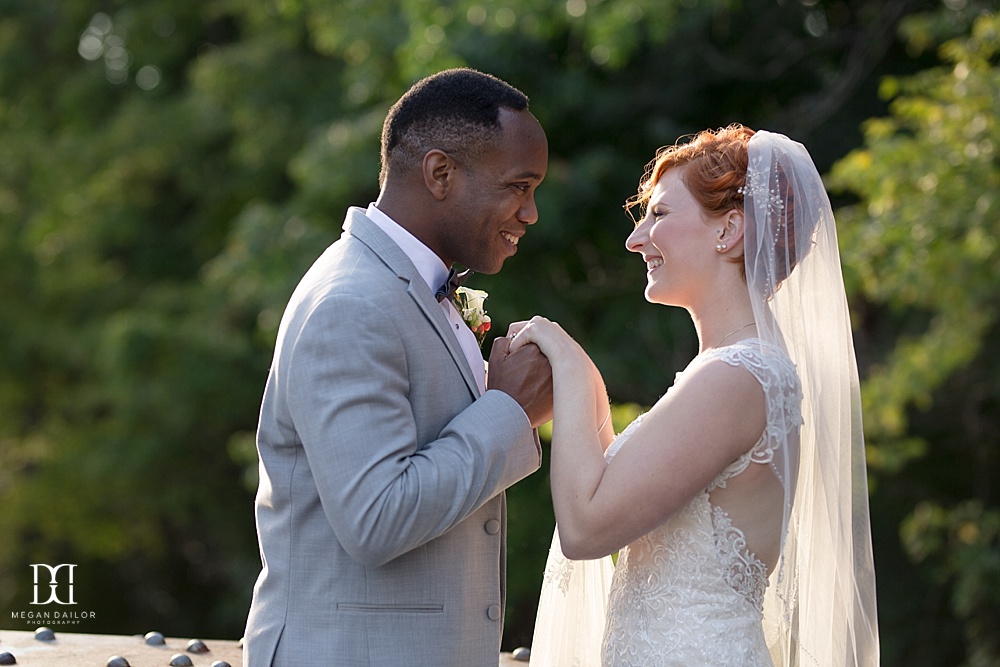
left=716, top=209, right=745, bottom=252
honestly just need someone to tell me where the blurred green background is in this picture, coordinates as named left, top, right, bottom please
left=1, top=0, right=998, bottom=664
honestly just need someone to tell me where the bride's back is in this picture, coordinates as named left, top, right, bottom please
left=709, top=459, right=785, bottom=574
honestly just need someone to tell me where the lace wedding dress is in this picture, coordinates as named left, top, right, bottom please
left=531, top=339, right=801, bottom=667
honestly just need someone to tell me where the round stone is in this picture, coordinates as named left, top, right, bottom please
left=0, top=651, right=15, bottom=665
left=512, top=646, right=531, bottom=662
left=144, top=631, right=166, bottom=646
left=168, top=654, right=193, bottom=666
left=210, top=662, right=232, bottom=667
left=186, top=639, right=209, bottom=653
left=107, top=657, right=130, bottom=667
left=33, top=627, right=55, bottom=641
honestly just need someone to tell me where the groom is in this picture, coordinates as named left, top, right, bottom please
left=242, top=69, right=553, bottom=666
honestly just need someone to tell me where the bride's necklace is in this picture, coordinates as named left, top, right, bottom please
left=716, top=322, right=755, bottom=347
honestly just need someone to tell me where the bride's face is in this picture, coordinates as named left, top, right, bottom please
left=626, top=167, right=718, bottom=307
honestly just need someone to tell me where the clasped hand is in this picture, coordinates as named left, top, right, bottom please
left=486, top=329, right=554, bottom=428
left=488, top=316, right=605, bottom=430
left=505, top=316, right=584, bottom=366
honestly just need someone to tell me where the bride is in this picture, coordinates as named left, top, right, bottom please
left=509, top=126, right=879, bottom=666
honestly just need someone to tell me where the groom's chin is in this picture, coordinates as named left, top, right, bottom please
left=472, top=257, right=507, bottom=275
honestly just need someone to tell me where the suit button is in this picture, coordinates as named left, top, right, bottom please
left=487, top=604, right=501, bottom=621
left=484, top=519, right=500, bottom=535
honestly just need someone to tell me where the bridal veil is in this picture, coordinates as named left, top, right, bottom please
left=746, top=130, right=879, bottom=666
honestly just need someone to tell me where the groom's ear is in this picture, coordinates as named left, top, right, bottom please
left=422, top=149, right=456, bottom=201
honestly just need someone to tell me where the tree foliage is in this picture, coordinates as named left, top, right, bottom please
left=829, top=11, right=1000, bottom=665
left=0, top=0, right=995, bottom=663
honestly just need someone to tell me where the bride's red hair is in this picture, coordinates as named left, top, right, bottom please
left=626, top=124, right=754, bottom=222
left=626, top=124, right=754, bottom=277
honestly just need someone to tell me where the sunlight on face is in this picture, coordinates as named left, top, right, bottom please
left=626, top=168, right=718, bottom=307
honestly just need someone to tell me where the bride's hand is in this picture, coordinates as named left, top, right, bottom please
left=508, top=316, right=589, bottom=374
left=508, top=317, right=612, bottom=443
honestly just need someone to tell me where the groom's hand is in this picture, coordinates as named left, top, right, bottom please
left=487, top=335, right=554, bottom=428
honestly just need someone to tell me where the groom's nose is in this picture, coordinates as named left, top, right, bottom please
left=516, top=194, right=539, bottom=225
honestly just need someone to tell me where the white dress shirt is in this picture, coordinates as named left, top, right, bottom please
left=366, top=203, right=487, bottom=395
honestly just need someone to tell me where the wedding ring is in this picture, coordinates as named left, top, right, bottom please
left=508, top=331, right=518, bottom=340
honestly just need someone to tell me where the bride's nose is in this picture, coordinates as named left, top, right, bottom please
left=626, top=218, right=650, bottom=254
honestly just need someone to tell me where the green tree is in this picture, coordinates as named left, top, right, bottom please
left=829, top=10, right=1000, bottom=666
left=0, top=0, right=280, bottom=634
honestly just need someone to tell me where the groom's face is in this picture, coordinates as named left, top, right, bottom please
left=440, top=109, right=548, bottom=274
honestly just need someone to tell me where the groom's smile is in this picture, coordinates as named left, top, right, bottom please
left=438, top=107, right=548, bottom=274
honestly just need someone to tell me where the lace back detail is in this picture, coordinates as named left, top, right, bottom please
left=711, top=505, right=768, bottom=613
left=702, top=341, right=802, bottom=489
left=601, top=340, right=800, bottom=666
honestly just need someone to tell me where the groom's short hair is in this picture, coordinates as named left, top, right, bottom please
left=379, top=68, right=530, bottom=187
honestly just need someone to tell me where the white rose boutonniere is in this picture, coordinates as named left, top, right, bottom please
left=453, top=286, right=491, bottom=346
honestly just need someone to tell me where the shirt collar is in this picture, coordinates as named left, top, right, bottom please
left=365, top=203, right=449, bottom=294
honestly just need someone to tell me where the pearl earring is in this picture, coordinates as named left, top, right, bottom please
left=716, top=243, right=728, bottom=252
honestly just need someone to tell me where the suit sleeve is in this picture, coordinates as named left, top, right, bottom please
left=284, top=293, right=540, bottom=566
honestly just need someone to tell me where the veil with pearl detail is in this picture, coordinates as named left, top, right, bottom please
left=745, top=130, right=879, bottom=667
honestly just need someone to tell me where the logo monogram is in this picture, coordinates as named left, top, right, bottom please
left=30, top=564, right=77, bottom=605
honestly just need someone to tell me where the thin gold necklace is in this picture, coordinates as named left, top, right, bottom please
left=717, top=322, right=755, bottom=347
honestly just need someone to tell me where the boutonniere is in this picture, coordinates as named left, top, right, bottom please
left=453, top=286, right=491, bottom=347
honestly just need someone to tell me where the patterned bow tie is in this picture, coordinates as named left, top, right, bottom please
left=436, top=267, right=473, bottom=302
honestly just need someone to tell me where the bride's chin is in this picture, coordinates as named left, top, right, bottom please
left=646, top=293, right=682, bottom=309
left=643, top=287, right=668, bottom=306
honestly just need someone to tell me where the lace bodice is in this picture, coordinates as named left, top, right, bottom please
left=601, top=340, right=801, bottom=666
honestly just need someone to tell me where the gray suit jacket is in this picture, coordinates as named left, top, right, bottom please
left=243, top=208, right=541, bottom=666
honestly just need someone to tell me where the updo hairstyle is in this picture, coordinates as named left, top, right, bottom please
left=626, top=124, right=808, bottom=286
left=627, top=124, right=751, bottom=216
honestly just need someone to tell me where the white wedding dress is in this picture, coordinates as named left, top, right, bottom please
left=531, top=339, right=802, bottom=667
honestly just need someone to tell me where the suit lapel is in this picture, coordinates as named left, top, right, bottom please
left=342, top=208, right=481, bottom=399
